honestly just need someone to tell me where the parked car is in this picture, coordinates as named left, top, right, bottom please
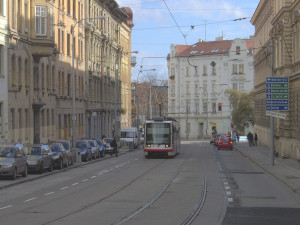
left=85, top=139, right=100, bottom=159
left=105, top=138, right=114, bottom=154
left=95, top=139, right=105, bottom=158
left=0, top=144, right=28, bottom=180
left=76, top=140, right=92, bottom=162
left=217, top=135, right=233, bottom=150
left=57, top=140, right=74, bottom=165
left=27, top=144, right=53, bottom=173
left=50, top=143, right=68, bottom=169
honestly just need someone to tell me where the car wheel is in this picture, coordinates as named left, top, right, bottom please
left=11, top=168, right=17, bottom=180
left=22, top=166, right=28, bottom=177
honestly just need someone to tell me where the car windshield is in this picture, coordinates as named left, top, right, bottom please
left=76, top=142, right=87, bottom=149
left=30, top=147, right=41, bottom=155
left=89, top=141, right=95, bottom=147
left=0, top=148, right=15, bottom=158
left=60, top=142, right=69, bottom=150
left=51, top=145, right=60, bottom=152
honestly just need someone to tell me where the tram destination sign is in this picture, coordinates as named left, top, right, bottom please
left=266, top=77, right=289, bottom=111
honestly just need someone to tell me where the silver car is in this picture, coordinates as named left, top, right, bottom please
left=27, top=144, right=53, bottom=173
left=0, top=144, right=28, bottom=180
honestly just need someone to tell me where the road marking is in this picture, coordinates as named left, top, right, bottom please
left=60, top=186, right=69, bottom=190
left=82, top=179, right=88, bottom=182
left=24, top=197, right=37, bottom=203
left=98, top=173, right=103, bottom=176
left=91, top=176, right=96, bottom=179
left=72, top=183, right=79, bottom=186
left=225, top=186, right=230, bottom=190
left=226, top=191, right=231, bottom=196
left=0, top=205, right=13, bottom=210
left=224, top=182, right=228, bottom=185
left=44, top=192, right=55, bottom=196
left=228, top=198, right=233, bottom=202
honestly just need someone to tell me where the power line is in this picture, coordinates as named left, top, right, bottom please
left=132, top=17, right=251, bottom=31
left=162, top=0, right=187, bottom=44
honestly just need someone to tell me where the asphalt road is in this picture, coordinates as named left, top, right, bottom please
left=0, top=142, right=299, bottom=225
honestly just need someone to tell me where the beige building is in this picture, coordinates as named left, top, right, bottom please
left=53, top=0, right=85, bottom=142
left=251, top=0, right=300, bottom=159
left=120, top=7, right=135, bottom=129
left=85, top=0, right=131, bottom=139
left=7, top=0, right=57, bottom=144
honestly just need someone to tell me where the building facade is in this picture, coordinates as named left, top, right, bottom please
left=0, top=0, right=8, bottom=143
left=7, top=0, right=57, bottom=145
left=167, top=38, right=254, bottom=140
left=3, top=0, right=133, bottom=145
left=251, top=0, right=300, bottom=160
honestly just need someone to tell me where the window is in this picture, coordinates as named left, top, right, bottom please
left=73, top=0, right=76, bottom=19
left=0, top=45, right=3, bottom=76
left=18, top=109, right=22, bottom=141
left=186, top=67, right=190, bottom=77
left=186, top=82, right=190, bottom=95
left=67, top=0, right=70, bottom=15
left=195, top=83, right=199, bottom=95
left=212, top=81, right=216, bottom=94
left=12, top=0, right=15, bottom=28
left=0, top=0, right=4, bottom=16
left=25, top=109, right=28, bottom=140
left=236, top=46, right=240, bottom=55
left=203, top=65, right=207, bottom=76
left=11, top=55, right=16, bottom=86
left=18, top=0, right=22, bottom=31
left=195, top=102, right=199, bottom=113
left=67, top=74, right=71, bottom=96
left=233, top=83, right=237, bottom=90
left=25, top=59, right=29, bottom=87
left=18, top=57, right=22, bottom=86
left=233, top=64, right=238, bottom=74
left=239, top=64, right=244, bottom=74
left=203, top=102, right=208, bottom=113
left=0, top=102, right=2, bottom=135
left=62, top=31, right=64, bottom=53
left=35, top=6, right=47, bottom=36
left=212, top=102, right=216, bottom=113
left=67, top=33, right=70, bottom=56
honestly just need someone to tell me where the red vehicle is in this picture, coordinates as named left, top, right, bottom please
left=217, top=135, right=233, bottom=150
left=144, top=117, right=180, bottom=158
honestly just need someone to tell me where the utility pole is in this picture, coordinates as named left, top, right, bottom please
left=270, top=39, right=274, bottom=166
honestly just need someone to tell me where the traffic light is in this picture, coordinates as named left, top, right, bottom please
left=231, top=122, right=234, bottom=128
left=218, top=103, right=222, bottom=111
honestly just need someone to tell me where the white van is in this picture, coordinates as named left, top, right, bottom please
left=120, top=127, right=139, bottom=149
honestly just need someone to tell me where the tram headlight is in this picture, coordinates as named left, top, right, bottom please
left=165, top=145, right=169, bottom=148
left=146, top=145, right=151, bottom=147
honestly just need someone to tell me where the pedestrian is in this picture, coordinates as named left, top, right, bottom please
left=247, top=132, right=253, bottom=147
left=254, top=132, right=258, bottom=146
left=236, top=133, right=240, bottom=143
left=102, top=135, right=107, bottom=145
left=110, top=137, right=118, bottom=157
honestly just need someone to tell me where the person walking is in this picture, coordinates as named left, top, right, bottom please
left=254, top=132, right=258, bottom=146
left=236, top=133, right=240, bottom=143
left=110, top=137, right=118, bottom=157
left=247, top=132, right=253, bottom=147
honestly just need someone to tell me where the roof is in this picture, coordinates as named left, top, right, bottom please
left=176, top=39, right=254, bottom=57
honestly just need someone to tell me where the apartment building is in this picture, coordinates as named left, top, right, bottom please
left=251, top=0, right=300, bottom=160
left=0, top=0, right=8, bottom=143
left=7, top=0, right=57, bottom=144
left=167, top=38, right=254, bottom=140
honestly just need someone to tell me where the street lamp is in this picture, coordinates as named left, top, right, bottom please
left=113, top=51, right=138, bottom=138
left=71, top=16, right=105, bottom=163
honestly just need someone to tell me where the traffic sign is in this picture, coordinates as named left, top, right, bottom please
left=266, top=111, right=286, bottom=119
left=266, top=77, right=289, bottom=111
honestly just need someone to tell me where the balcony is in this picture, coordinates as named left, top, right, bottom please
left=31, top=38, right=55, bottom=60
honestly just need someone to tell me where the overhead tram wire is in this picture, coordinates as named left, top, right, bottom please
left=132, top=17, right=251, bottom=31
left=162, top=0, right=187, bottom=44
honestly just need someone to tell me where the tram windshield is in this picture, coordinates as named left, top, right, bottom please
left=145, top=123, right=171, bottom=145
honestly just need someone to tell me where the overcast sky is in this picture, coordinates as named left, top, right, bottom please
left=116, top=0, right=260, bottom=81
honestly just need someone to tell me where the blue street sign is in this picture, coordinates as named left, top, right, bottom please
left=266, top=77, right=289, bottom=111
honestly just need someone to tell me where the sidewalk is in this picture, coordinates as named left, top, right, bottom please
left=235, top=142, right=300, bottom=196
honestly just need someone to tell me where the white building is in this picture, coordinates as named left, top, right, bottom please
left=0, top=1, right=8, bottom=142
left=167, top=38, right=254, bottom=140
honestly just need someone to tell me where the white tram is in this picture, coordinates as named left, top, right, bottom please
left=144, top=117, right=181, bottom=158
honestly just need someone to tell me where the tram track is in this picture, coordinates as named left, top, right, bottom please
left=41, top=157, right=168, bottom=225
left=116, top=144, right=208, bottom=225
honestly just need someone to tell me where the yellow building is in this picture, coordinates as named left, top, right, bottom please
left=120, top=7, right=135, bottom=128
left=7, top=0, right=57, bottom=144
left=251, top=0, right=300, bottom=160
